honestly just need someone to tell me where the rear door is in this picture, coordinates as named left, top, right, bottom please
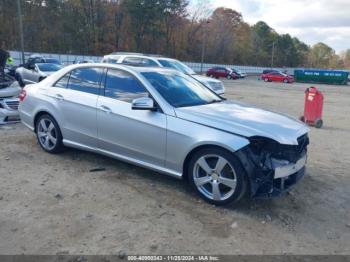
left=97, top=68, right=167, bottom=167
left=48, top=67, right=103, bottom=148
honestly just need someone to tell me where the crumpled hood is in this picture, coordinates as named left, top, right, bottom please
left=0, top=82, right=21, bottom=98
left=175, top=100, right=309, bottom=145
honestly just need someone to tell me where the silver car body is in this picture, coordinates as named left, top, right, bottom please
left=101, top=54, right=225, bottom=95
left=19, top=64, right=309, bottom=182
left=0, top=78, right=21, bottom=124
left=15, top=63, right=61, bottom=85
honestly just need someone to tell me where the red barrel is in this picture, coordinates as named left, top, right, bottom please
left=301, top=87, right=324, bottom=128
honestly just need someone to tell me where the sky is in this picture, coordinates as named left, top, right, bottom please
left=196, top=0, right=350, bottom=53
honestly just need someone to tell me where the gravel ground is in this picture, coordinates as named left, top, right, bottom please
left=0, top=77, right=349, bottom=255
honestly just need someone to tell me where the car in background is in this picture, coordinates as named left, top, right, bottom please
left=101, top=53, right=225, bottom=95
left=0, top=74, right=21, bottom=124
left=19, top=63, right=309, bottom=205
left=231, top=68, right=247, bottom=78
left=26, top=54, right=62, bottom=66
left=74, top=59, right=96, bottom=64
left=206, top=67, right=239, bottom=80
left=261, top=71, right=294, bottom=83
left=262, top=69, right=280, bottom=75
left=15, top=63, right=62, bottom=85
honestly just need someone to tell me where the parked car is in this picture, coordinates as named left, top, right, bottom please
left=231, top=68, right=247, bottom=78
left=206, top=67, right=239, bottom=80
left=101, top=53, right=225, bottom=95
left=19, top=63, right=309, bottom=205
left=26, top=54, right=62, bottom=65
left=262, top=69, right=280, bottom=75
left=0, top=74, right=21, bottom=124
left=261, top=71, right=294, bottom=83
left=15, top=63, right=62, bottom=85
left=74, top=59, right=95, bottom=64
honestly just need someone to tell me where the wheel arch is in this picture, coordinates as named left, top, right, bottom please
left=33, top=110, right=56, bottom=132
left=182, top=142, right=247, bottom=180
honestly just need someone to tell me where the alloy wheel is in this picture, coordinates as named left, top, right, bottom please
left=193, top=154, right=237, bottom=201
left=37, top=118, right=58, bottom=151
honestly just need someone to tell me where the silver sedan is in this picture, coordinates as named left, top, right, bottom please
left=19, top=64, right=309, bottom=205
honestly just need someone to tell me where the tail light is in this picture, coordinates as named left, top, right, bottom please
left=19, top=89, right=27, bottom=102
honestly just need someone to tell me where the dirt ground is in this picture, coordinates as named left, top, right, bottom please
left=0, top=77, right=349, bottom=255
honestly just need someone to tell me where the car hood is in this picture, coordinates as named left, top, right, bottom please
left=191, top=74, right=221, bottom=83
left=0, top=82, right=21, bottom=98
left=175, top=100, right=309, bottom=145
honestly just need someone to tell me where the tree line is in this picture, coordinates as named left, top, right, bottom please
left=0, top=0, right=349, bottom=69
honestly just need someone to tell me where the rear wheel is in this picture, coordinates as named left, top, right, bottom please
left=36, top=114, right=64, bottom=153
left=188, top=147, right=247, bottom=205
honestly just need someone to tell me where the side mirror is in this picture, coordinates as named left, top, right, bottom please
left=131, top=97, right=156, bottom=111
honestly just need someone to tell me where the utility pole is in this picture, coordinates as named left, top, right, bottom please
left=200, top=20, right=210, bottom=74
left=16, top=0, right=25, bottom=64
left=271, top=41, right=275, bottom=68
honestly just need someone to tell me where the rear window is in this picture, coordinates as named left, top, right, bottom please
left=67, top=67, right=103, bottom=95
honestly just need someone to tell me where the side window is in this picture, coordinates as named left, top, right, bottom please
left=67, top=67, right=103, bottom=95
left=54, top=72, right=70, bottom=88
left=104, top=69, right=149, bottom=103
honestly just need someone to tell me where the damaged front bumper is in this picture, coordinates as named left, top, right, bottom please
left=254, top=154, right=307, bottom=198
left=236, top=135, right=309, bottom=198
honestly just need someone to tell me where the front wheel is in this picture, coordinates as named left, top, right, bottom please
left=36, top=114, right=64, bottom=153
left=188, top=147, right=247, bottom=205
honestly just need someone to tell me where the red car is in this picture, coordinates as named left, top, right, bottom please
left=261, top=71, right=293, bottom=83
left=207, top=67, right=239, bottom=80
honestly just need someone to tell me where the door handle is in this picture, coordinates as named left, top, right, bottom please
left=54, top=94, right=64, bottom=101
left=99, top=105, right=111, bottom=113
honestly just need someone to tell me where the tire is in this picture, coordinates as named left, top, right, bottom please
left=315, top=119, right=323, bottom=128
left=36, top=114, right=64, bottom=153
left=188, top=147, right=247, bottom=206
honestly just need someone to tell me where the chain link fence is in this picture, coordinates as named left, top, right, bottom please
left=9, top=50, right=348, bottom=75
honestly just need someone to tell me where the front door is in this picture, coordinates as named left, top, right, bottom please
left=97, top=68, right=167, bottom=167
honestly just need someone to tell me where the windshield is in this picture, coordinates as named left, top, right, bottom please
left=158, top=59, right=196, bottom=75
left=141, top=71, right=221, bottom=108
left=37, top=63, right=62, bottom=72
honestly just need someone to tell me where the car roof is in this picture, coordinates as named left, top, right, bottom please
left=64, top=63, right=178, bottom=75
left=104, top=53, right=170, bottom=61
